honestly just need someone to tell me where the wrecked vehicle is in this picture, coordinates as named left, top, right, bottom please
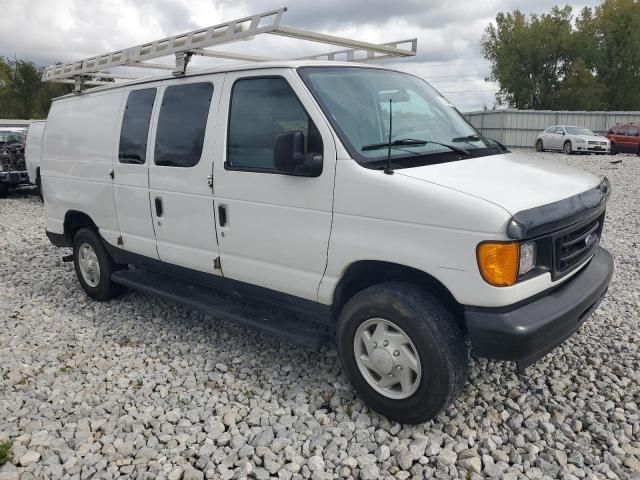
left=0, top=127, right=29, bottom=197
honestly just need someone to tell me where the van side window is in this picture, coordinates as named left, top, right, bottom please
left=227, top=77, right=322, bottom=172
left=616, top=126, right=628, bottom=135
left=155, top=82, right=213, bottom=168
left=119, top=88, right=156, bottom=164
left=628, top=126, right=639, bottom=136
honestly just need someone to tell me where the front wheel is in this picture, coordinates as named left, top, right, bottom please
left=610, top=143, right=618, bottom=155
left=73, top=228, right=125, bottom=301
left=535, top=139, right=544, bottom=152
left=563, top=140, right=572, bottom=155
left=0, top=183, right=8, bottom=198
left=336, top=282, right=468, bottom=424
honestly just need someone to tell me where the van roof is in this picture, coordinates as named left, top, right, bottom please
left=52, top=60, right=396, bottom=101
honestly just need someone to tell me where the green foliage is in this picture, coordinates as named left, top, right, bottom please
left=0, top=57, right=72, bottom=119
left=482, top=0, right=640, bottom=110
left=0, top=440, right=12, bottom=466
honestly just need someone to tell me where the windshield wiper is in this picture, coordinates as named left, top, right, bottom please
left=451, top=134, right=508, bottom=152
left=362, top=138, right=469, bottom=156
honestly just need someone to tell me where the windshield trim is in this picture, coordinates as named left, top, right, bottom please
left=297, top=66, right=493, bottom=168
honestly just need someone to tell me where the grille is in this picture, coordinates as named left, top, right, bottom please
left=553, top=214, right=603, bottom=278
left=588, top=141, right=607, bottom=145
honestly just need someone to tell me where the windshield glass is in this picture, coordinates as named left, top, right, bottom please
left=298, top=67, right=499, bottom=168
left=0, top=129, right=26, bottom=145
left=566, top=127, right=595, bottom=136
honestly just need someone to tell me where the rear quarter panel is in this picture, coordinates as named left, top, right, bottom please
left=25, top=121, right=45, bottom=183
left=42, top=90, right=125, bottom=244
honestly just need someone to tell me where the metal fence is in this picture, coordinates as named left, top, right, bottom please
left=463, top=110, right=640, bottom=148
left=0, top=119, right=33, bottom=128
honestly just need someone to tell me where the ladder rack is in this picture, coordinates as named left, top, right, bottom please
left=41, top=7, right=417, bottom=91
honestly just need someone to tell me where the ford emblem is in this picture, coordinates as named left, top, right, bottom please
left=585, top=232, right=598, bottom=247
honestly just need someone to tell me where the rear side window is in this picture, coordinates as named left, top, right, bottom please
left=155, top=82, right=213, bottom=167
left=119, top=89, right=156, bottom=164
left=227, top=77, right=322, bottom=171
left=628, top=126, right=639, bottom=136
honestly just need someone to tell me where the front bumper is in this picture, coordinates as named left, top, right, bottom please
left=465, top=247, right=613, bottom=370
left=0, top=170, right=29, bottom=185
left=575, top=144, right=609, bottom=153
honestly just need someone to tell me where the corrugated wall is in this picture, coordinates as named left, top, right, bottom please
left=464, top=110, right=640, bottom=148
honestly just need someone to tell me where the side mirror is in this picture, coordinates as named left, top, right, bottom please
left=273, top=130, right=322, bottom=177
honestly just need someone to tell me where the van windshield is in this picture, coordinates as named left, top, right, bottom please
left=298, top=67, right=501, bottom=169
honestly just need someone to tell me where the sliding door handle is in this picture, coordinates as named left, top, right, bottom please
left=154, top=197, right=163, bottom=217
left=218, top=204, right=227, bottom=227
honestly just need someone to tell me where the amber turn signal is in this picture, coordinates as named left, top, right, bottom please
left=477, top=242, right=520, bottom=287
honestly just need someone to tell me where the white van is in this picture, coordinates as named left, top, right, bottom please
left=41, top=60, right=614, bottom=423
left=25, top=120, right=46, bottom=190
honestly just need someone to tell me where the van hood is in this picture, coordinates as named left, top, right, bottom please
left=396, top=151, right=602, bottom=215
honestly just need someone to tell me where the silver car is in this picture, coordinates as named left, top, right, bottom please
left=535, top=126, right=610, bottom=154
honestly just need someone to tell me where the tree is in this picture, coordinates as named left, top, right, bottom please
left=576, top=0, right=640, bottom=110
left=482, top=0, right=640, bottom=110
left=482, top=6, right=574, bottom=109
left=0, top=57, right=72, bottom=119
left=555, top=59, right=607, bottom=110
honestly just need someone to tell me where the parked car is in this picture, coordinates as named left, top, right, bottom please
left=25, top=120, right=46, bottom=196
left=606, top=123, right=640, bottom=155
left=535, top=126, right=610, bottom=154
left=0, top=127, right=29, bottom=197
left=42, top=62, right=614, bottom=424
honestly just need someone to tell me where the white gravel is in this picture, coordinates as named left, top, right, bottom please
left=1, top=151, right=639, bottom=480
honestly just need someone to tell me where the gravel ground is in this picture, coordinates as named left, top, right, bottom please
left=1, top=151, right=639, bottom=480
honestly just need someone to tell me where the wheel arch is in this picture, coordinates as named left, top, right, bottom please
left=64, top=210, right=98, bottom=243
left=332, top=260, right=464, bottom=328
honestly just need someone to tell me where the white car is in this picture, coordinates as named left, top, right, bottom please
left=41, top=61, right=614, bottom=424
left=536, top=125, right=610, bottom=154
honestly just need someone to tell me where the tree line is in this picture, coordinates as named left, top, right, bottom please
left=482, top=0, right=639, bottom=110
left=0, top=58, right=72, bottom=119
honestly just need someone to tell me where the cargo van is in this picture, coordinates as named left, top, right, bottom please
left=41, top=10, right=614, bottom=423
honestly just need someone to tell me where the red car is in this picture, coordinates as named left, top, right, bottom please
left=606, top=123, right=640, bottom=155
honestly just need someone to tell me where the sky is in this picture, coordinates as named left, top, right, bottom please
left=0, top=0, right=603, bottom=112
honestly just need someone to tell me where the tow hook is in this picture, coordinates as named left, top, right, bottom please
left=62, top=254, right=73, bottom=263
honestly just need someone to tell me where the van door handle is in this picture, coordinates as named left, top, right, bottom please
left=155, top=197, right=163, bottom=217
left=218, top=205, right=227, bottom=227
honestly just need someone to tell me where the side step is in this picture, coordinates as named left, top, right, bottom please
left=111, top=268, right=331, bottom=347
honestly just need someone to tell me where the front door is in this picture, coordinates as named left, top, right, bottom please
left=212, top=70, right=336, bottom=301
left=148, top=76, right=223, bottom=274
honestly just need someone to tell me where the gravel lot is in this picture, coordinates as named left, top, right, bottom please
left=1, top=151, right=639, bottom=480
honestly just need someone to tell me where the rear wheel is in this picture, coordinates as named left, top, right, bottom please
left=563, top=140, right=572, bottom=155
left=535, top=139, right=544, bottom=152
left=336, top=282, right=468, bottom=424
left=73, top=228, right=125, bottom=301
left=0, top=183, right=8, bottom=198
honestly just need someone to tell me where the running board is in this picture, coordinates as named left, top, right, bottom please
left=111, top=268, right=331, bottom=347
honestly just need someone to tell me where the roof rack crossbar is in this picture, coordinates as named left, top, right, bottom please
left=42, top=6, right=417, bottom=91
left=296, top=38, right=418, bottom=62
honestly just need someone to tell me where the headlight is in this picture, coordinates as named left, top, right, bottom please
left=519, top=241, right=537, bottom=275
left=477, top=242, right=519, bottom=287
left=477, top=241, right=538, bottom=287
left=575, top=138, right=586, bottom=144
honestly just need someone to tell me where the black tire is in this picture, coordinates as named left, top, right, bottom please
left=336, top=282, right=468, bottom=424
left=563, top=140, right=572, bottom=155
left=72, top=228, right=125, bottom=301
left=0, top=183, right=8, bottom=198
left=535, top=139, right=544, bottom=152
left=610, top=143, right=617, bottom=155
